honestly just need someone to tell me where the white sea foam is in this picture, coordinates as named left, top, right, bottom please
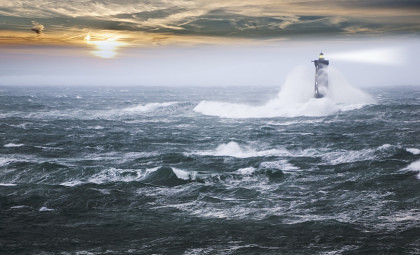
left=10, top=205, right=29, bottom=209
left=319, top=144, right=397, bottom=165
left=60, top=180, right=84, bottom=187
left=88, top=168, right=142, bottom=184
left=406, top=148, right=420, bottom=155
left=62, top=168, right=145, bottom=186
left=9, top=123, right=31, bottom=129
left=39, top=206, right=54, bottom=212
left=0, top=183, right=17, bottom=186
left=172, top=168, right=197, bottom=180
left=0, top=158, right=13, bottom=167
left=402, top=160, right=420, bottom=180
left=260, top=160, right=299, bottom=172
left=236, top=167, right=257, bottom=175
left=122, top=102, right=176, bottom=113
left=142, top=166, right=198, bottom=181
left=194, top=66, right=374, bottom=118
left=61, top=166, right=197, bottom=186
left=3, top=143, right=24, bottom=148
left=322, top=149, right=376, bottom=165
left=195, top=141, right=289, bottom=158
left=393, top=209, right=420, bottom=222
left=80, top=151, right=158, bottom=164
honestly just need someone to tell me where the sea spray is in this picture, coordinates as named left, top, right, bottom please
left=194, top=66, right=374, bottom=118
left=328, top=67, right=375, bottom=104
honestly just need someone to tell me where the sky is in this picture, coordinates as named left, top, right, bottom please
left=0, top=0, right=419, bottom=87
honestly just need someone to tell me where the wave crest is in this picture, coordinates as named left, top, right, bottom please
left=194, top=141, right=289, bottom=158
left=194, top=66, right=374, bottom=118
left=122, top=102, right=176, bottom=113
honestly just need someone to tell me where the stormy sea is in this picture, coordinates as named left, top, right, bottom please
left=1, top=68, right=419, bottom=254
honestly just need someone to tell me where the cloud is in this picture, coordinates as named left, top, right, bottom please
left=31, top=21, right=44, bottom=34
left=0, top=0, right=419, bottom=46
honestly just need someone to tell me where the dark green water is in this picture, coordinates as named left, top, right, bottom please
left=0, top=86, right=419, bottom=254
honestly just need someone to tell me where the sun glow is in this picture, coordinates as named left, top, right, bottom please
left=84, top=33, right=125, bottom=58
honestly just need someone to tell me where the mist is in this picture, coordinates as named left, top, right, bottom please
left=0, top=37, right=419, bottom=88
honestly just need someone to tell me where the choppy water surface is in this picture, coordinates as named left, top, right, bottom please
left=0, top=85, right=419, bottom=254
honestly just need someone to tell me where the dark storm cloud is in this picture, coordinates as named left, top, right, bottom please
left=340, top=0, right=420, bottom=9
left=0, top=0, right=419, bottom=43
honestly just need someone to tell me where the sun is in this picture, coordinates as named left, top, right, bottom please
left=84, top=33, right=125, bottom=58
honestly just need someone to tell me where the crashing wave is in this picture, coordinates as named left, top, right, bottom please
left=194, top=66, right=374, bottom=118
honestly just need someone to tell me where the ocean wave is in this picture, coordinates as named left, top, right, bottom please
left=5, top=101, right=186, bottom=121
left=259, top=160, right=300, bottom=172
left=192, top=142, right=404, bottom=164
left=60, top=180, right=84, bottom=187
left=194, top=98, right=347, bottom=118
left=142, top=166, right=198, bottom=187
left=236, top=167, right=257, bottom=175
left=0, top=157, right=14, bottom=167
left=88, top=168, right=143, bottom=184
left=86, top=160, right=287, bottom=189
left=39, top=206, right=55, bottom=212
left=194, top=66, right=374, bottom=118
left=8, top=123, right=31, bottom=129
left=0, top=183, right=17, bottom=186
left=193, top=141, right=290, bottom=158
left=3, top=143, right=24, bottom=148
left=61, top=166, right=199, bottom=187
left=122, top=102, right=177, bottom=113
left=309, top=144, right=402, bottom=165
left=82, top=151, right=159, bottom=163
left=202, top=160, right=290, bottom=187
left=321, top=149, right=377, bottom=165
left=402, top=160, right=420, bottom=180
left=406, top=148, right=420, bottom=155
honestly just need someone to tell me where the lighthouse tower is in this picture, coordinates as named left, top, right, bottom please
left=312, top=52, right=329, bottom=98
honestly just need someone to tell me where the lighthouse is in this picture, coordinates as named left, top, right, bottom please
left=312, top=52, right=329, bottom=98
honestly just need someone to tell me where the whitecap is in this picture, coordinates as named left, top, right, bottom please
left=10, top=205, right=29, bottom=209
left=82, top=166, right=196, bottom=185
left=322, top=149, right=375, bottom=165
left=195, top=141, right=289, bottom=158
left=88, top=168, right=142, bottom=184
left=0, top=183, right=17, bottom=186
left=260, top=160, right=299, bottom=172
left=172, top=167, right=197, bottom=180
left=39, top=206, right=54, bottom=212
left=321, top=144, right=397, bottom=165
left=142, top=166, right=198, bottom=182
left=122, top=102, right=176, bottom=113
left=406, top=148, right=420, bottom=155
left=0, top=158, right=12, bottom=167
left=398, top=160, right=420, bottom=180
left=405, top=159, right=420, bottom=172
left=3, top=143, right=24, bottom=148
left=393, top=210, right=420, bottom=222
left=60, top=180, right=84, bottom=187
left=236, top=167, right=257, bottom=175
